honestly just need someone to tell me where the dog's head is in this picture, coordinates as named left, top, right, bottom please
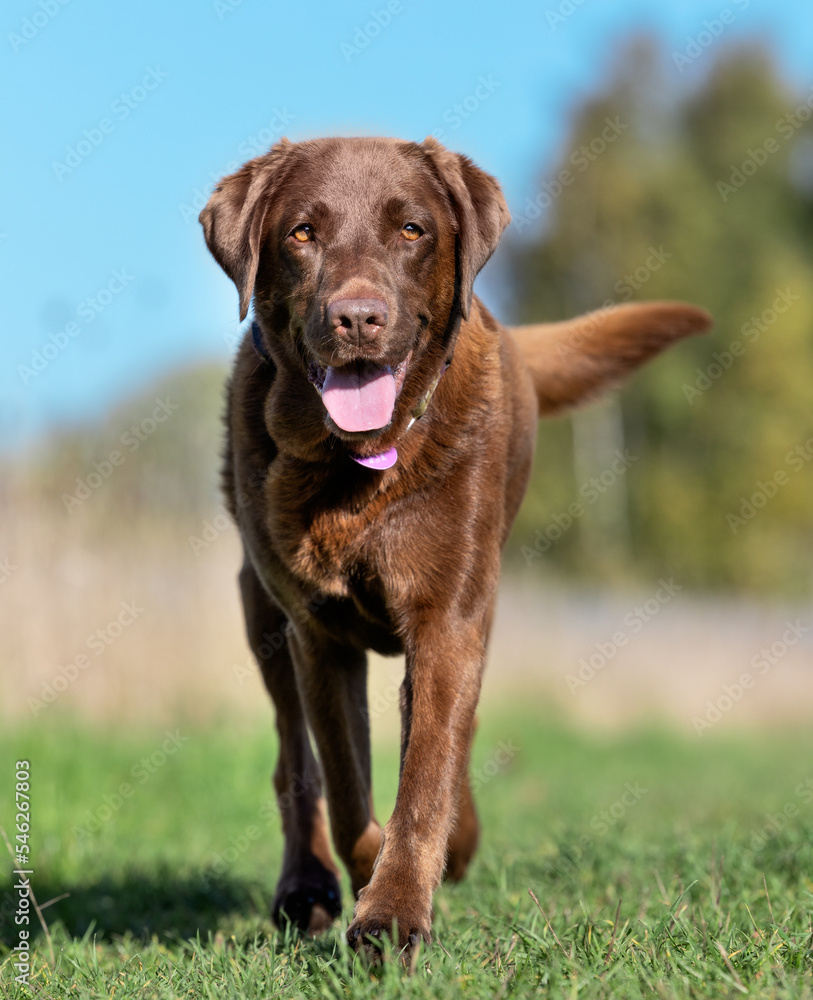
left=200, top=136, right=508, bottom=442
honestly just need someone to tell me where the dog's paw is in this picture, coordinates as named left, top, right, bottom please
left=272, top=855, right=342, bottom=934
left=346, top=893, right=431, bottom=961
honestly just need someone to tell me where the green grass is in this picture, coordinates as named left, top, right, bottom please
left=1, top=711, right=812, bottom=998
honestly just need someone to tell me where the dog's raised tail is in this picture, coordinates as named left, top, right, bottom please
left=509, top=301, right=712, bottom=417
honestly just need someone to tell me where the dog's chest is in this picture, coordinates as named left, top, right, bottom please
left=264, top=468, right=385, bottom=600
left=267, top=498, right=400, bottom=645
left=288, top=508, right=362, bottom=595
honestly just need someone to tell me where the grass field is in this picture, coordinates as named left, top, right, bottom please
left=1, top=711, right=812, bottom=998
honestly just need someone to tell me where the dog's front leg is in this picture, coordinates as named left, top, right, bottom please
left=286, top=624, right=383, bottom=898
left=347, top=616, right=485, bottom=954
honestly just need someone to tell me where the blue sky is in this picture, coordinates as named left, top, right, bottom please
left=2, top=0, right=810, bottom=449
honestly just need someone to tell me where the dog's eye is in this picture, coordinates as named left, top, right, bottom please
left=290, top=224, right=314, bottom=243
left=401, top=223, right=423, bottom=241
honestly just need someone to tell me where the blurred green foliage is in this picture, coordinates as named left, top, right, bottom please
left=507, top=40, right=813, bottom=596
left=7, top=363, right=227, bottom=532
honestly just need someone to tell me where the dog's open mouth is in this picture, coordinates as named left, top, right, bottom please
left=308, top=355, right=411, bottom=433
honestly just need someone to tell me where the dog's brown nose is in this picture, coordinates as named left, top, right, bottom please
left=328, top=298, right=388, bottom=346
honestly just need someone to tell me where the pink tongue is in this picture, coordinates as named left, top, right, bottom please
left=321, top=364, right=396, bottom=432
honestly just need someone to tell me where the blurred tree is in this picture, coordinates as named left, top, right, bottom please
left=508, top=39, right=813, bottom=596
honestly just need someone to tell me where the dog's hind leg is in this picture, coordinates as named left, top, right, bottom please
left=444, top=751, right=479, bottom=883
left=238, top=556, right=342, bottom=934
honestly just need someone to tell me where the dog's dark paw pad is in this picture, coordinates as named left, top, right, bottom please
left=273, top=882, right=341, bottom=933
left=272, top=859, right=342, bottom=934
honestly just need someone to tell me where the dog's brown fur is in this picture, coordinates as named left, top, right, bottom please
left=200, top=136, right=710, bottom=954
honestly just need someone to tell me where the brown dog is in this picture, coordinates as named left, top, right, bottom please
left=200, top=136, right=710, bottom=954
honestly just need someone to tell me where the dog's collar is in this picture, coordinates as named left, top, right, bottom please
left=251, top=320, right=272, bottom=363
left=250, top=321, right=449, bottom=469
left=406, top=362, right=449, bottom=431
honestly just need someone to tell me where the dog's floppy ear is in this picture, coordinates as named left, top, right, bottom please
left=199, top=139, right=294, bottom=321
left=421, top=137, right=510, bottom=320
